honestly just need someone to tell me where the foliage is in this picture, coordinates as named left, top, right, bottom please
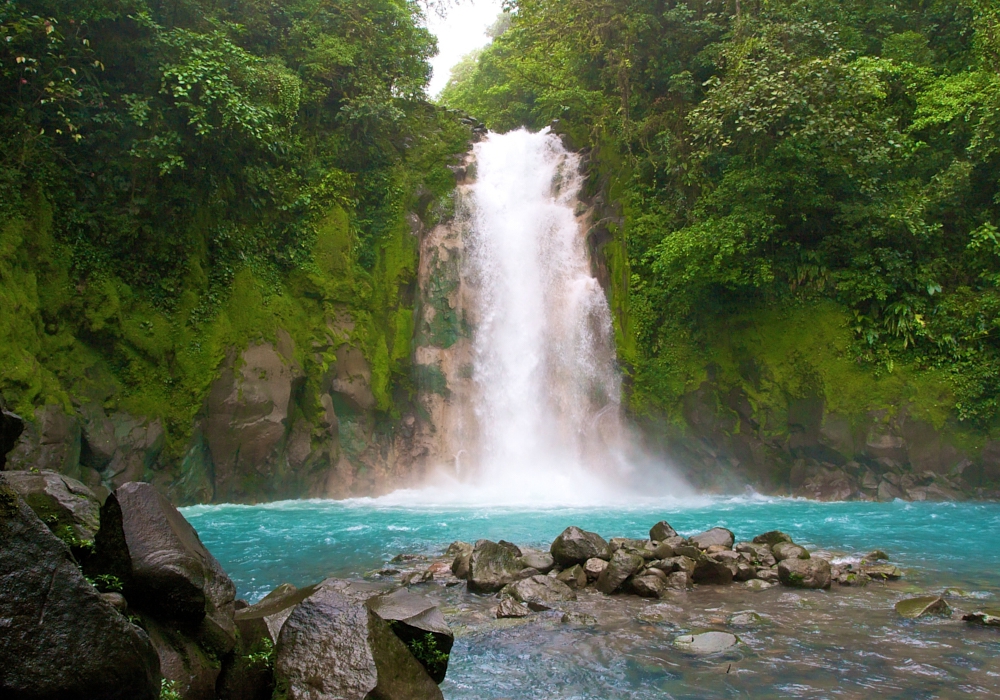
left=159, top=679, right=182, bottom=700
left=85, top=573, right=125, bottom=593
left=443, top=0, right=1000, bottom=428
left=244, top=636, right=275, bottom=669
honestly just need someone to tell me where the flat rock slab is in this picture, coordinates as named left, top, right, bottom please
left=367, top=588, right=454, bottom=683
left=895, top=596, right=951, bottom=619
left=861, top=564, right=903, bottom=580
left=673, top=631, right=739, bottom=654
left=963, top=609, right=1000, bottom=627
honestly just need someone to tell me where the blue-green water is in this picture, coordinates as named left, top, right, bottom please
left=183, top=497, right=1000, bottom=698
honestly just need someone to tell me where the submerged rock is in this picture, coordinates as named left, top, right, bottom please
left=673, top=631, right=739, bottom=654
left=743, top=579, right=775, bottom=591
left=861, top=563, right=903, bottom=580
left=0, top=475, right=160, bottom=700
left=728, top=611, right=764, bottom=627
left=561, top=611, right=598, bottom=626
left=649, top=520, right=678, bottom=541
left=368, top=588, right=454, bottom=683
left=895, top=596, right=951, bottom=620
left=550, top=526, right=609, bottom=566
left=275, top=585, right=443, bottom=700
left=690, top=527, right=735, bottom=550
left=596, top=548, right=644, bottom=594
left=778, top=558, right=831, bottom=589
left=504, top=574, right=577, bottom=610
left=962, top=609, right=1000, bottom=627
left=468, top=539, right=523, bottom=593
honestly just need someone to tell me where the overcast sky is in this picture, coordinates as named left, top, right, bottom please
left=425, top=0, right=505, bottom=98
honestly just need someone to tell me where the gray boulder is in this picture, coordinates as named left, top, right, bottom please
left=690, top=527, right=734, bottom=550
left=628, top=573, right=666, bottom=598
left=649, top=520, right=678, bottom=541
left=95, top=482, right=237, bottom=656
left=504, top=575, right=577, bottom=610
left=735, top=542, right=776, bottom=567
left=235, top=583, right=321, bottom=645
left=692, top=557, right=735, bottom=585
left=3, top=469, right=101, bottom=547
left=550, top=526, right=608, bottom=566
left=778, top=558, right=832, bottom=589
left=518, top=550, right=555, bottom=573
left=468, top=539, right=523, bottom=593
left=596, top=548, right=644, bottom=594
left=368, top=588, right=454, bottom=683
left=666, top=571, right=692, bottom=589
left=752, top=530, right=792, bottom=546
left=275, top=585, right=443, bottom=700
left=496, top=595, right=530, bottom=619
left=772, top=542, right=810, bottom=561
left=555, top=563, right=587, bottom=589
left=0, top=475, right=160, bottom=700
left=583, top=557, right=608, bottom=581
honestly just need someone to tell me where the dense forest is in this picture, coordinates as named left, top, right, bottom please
left=1, top=0, right=469, bottom=451
left=443, top=0, right=1000, bottom=445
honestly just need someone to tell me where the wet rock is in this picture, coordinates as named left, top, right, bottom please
left=728, top=611, right=764, bottom=627
left=275, top=585, right=443, bottom=700
left=735, top=542, right=776, bottom=567
left=101, top=591, right=128, bottom=612
left=649, top=520, right=678, bottom=541
left=628, top=573, right=666, bottom=598
left=836, top=571, right=871, bottom=587
left=865, top=549, right=889, bottom=561
left=445, top=541, right=472, bottom=558
left=778, top=558, right=831, bottom=589
left=962, top=609, right=1000, bottom=627
left=3, top=469, right=101, bottom=546
left=451, top=548, right=472, bottom=580
left=401, top=569, right=433, bottom=586
left=555, top=564, right=587, bottom=589
left=0, top=475, right=160, bottom=700
left=561, top=612, right=598, bottom=626
left=468, top=539, right=523, bottom=593
left=743, top=579, right=775, bottom=591
left=735, top=562, right=756, bottom=581
left=692, top=557, right=735, bottom=585
left=0, top=407, right=24, bottom=468
left=690, top=527, right=735, bottom=550
left=673, top=544, right=705, bottom=560
left=498, top=540, right=522, bottom=556
left=5, top=404, right=81, bottom=476
left=218, top=608, right=276, bottom=700
left=756, top=567, right=780, bottom=583
left=596, top=548, right=645, bottom=594
left=608, top=537, right=656, bottom=559
left=516, top=567, right=541, bottom=580
left=752, top=530, right=793, bottom=546
left=98, top=482, right=237, bottom=656
left=368, top=588, right=454, bottom=683
left=236, top=583, right=320, bottom=643
left=772, top=542, right=810, bottom=561
left=495, top=595, right=531, bottom=619
left=583, top=557, right=608, bottom=581
left=143, top=615, right=221, bottom=700
left=877, top=480, right=904, bottom=501
left=673, top=631, right=739, bottom=654
left=861, top=563, right=903, bottom=580
left=651, top=541, right=676, bottom=559
left=504, top=574, right=577, bottom=610
left=895, top=596, right=951, bottom=619
left=550, top=526, right=608, bottom=566
left=518, top=550, right=555, bottom=573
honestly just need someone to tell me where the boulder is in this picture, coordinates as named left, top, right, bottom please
left=650, top=541, right=676, bottom=559
left=596, top=548, right=644, bottom=594
left=583, top=557, right=608, bottom=581
left=895, top=596, right=951, bottom=620
left=97, top=482, right=237, bottom=656
left=218, top=605, right=276, bottom=700
left=235, top=583, right=319, bottom=644
left=607, top=537, right=656, bottom=559
left=735, top=563, right=756, bottom=581
left=665, top=571, right=692, bottom=589
left=690, top=527, right=735, bottom=550
left=3, top=469, right=101, bottom=548
left=4, top=404, right=81, bottom=476
left=752, top=531, right=792, bottom=546
left=468, top=539, right=523, bottom=593
left=0, top=475, right=160, bottom=700
left=444, top=541, right=472, bottom=558
left=836, top=571, right=871, bottom=586
left=518, top=550, right=555, bottom=573
left=772, top=543, right=810, bottom=562
left=496, top=595, right=530, bottom=619
left=673, top=544, right=705, bottom=559
left=735, top=542, right=776, bottom=567
left=756, top=567, right=780, bottom=583
left=962, top=609, right=1000, bottom=627
left=504, top=575, right=577, bottom=610
left=778, top=558, right=832, bottom=589
left=274, top=585, right=443, bottom=700
left=651, top=556, right=695, bottom=575
left=649, top=520, right=678, bottom=541
left=673, top=631, right=739, bottom=654
left=368, top=589, right=454, bottom=683
left=692, top=557, right=735, bottom=585
left=555, top=564, right=587, bottom=589
left=451, top=549, right=472, bottom=580
left=743, top=579, right=775, bottom=591
left=550, top=526, right=608, bottom=566
left=628, top=574, right=666, bottom=598
left=143, top=615, right=221, bottom=700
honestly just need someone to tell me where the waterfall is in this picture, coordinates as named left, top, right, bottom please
left=400, top=128, right=688, bottom=505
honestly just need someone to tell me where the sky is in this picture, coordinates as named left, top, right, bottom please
left=424, top=0, right=505, bottom=98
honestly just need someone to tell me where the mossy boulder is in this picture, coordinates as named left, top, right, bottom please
left=550, top=526, right=609, bottom=566
left=3, top=469, right=101, bottom=549
left=778, top=558, right=832, bottom=589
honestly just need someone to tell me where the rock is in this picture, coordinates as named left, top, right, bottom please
left=143, top=614, right=221, bottom=700
left=649, top=520, right=678, bottom=541
left=401, top=569, right=433, bottom=586
left=861, top=563, right=903, bottom=580
left=3, top=469, right=101, bottom=549
left=0, top=475, right=160, bottom=700
left=673, top=544, right=704, bottom=559
left=596, top=548, right=645, bottom=594
left=772, top=542, right=810, bottom=561
left=728, top=611, right=764, bottom=627
left=495, top=595, right=531, bottom=619
left=555, top=564, right=587, bottom=589
left=99, top=482, right=237, bottom=656
left=962, top=609, right=1000, bottom=627
left=218, top=608, right=276, bottom=700
left=444, top=541, right=472, bottom=558
left=877, top=480, right=904, bottom=501
left=561, top=612, right=598, bottom=626
left=864, top=549, right=889, bottom=561
left=236, top=583, right=320, bottom=643
left=735, top=562, right=756, bottom=581
left=498, top=540, right=522, bottom=556
left=515, top=567, right=541, bottom=580
left=0, top=407, right=24, bottom=468
left=101, top=591, right=129, bottom=612
left=895, top=596, right=951, bottom=619
left=451, top=549, right=472, bottom=580
left=504, top=575, right=577, bottom=610
left=666, top=571, right=692, bottom=589
left=275, top=585, right=443, bottom=700
left=518, top=550, right=555, bottom=573
left=692, top=557, right=735, bottom=585
left=690, top=527, right=735, bottom=550
left=629, top=574, right=666, bottom=598
left=752, top=530, right=792, bottom=546
left=743, top=579, right=775, bottom=591
left=5, top=404, right=81, bottom=476
left=651, top=541, right=676, bottom=559
left=468, top=539, right=523, bottom=593
left=756, top=567, right=780, bottom=583
left=583, top=557, right=608, bottom=581
left=608, top=537, right=656, bottom=559
left=778, top=558, right=832, bottom=589
left=735, top=542, right=776, bottom=567
left=368, top=588, right=454, bottom=683
left=550, top=526, right=609, bottom=566
left=673, top=631, right=739, bottom=654
left=836, top=571, right=871, bottom=587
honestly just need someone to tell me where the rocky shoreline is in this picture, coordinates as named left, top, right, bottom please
left=2, top=469, right=998, bottom=699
